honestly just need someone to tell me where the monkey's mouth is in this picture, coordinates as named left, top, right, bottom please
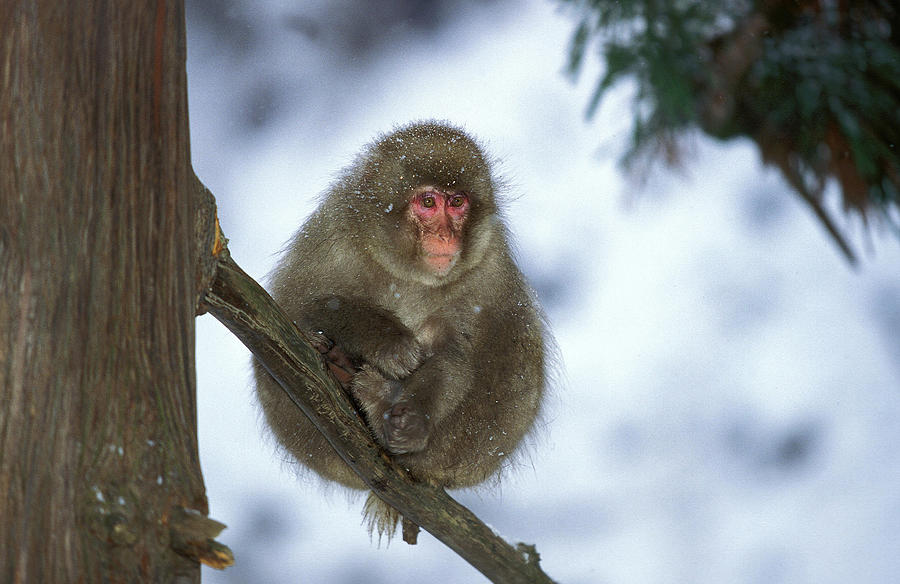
left=421, top=234, right=461, bottom=274
left=423, top=252, right=459, bottom=274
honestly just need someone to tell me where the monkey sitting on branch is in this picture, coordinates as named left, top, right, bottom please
left=253, top=121, right=550, bottom=541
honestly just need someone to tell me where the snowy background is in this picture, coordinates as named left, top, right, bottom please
left=187, top=1, right=900, bottom=583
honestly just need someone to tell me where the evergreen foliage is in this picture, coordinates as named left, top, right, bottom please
left=563, top=0, right=900, bottom=261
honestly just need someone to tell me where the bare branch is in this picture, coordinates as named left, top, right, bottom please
left=201, top=245, right=556, bottom=584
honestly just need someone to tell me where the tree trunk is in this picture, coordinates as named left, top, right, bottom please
left=1, top=2, right=209, bottom=581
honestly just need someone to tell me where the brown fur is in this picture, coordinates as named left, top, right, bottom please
left=254, top=121, right=548, bottom=536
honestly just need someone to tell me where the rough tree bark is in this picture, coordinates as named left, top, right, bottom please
left=0, top=2, right=226, bottom=581
left=1, top=2, right=554, bottom=582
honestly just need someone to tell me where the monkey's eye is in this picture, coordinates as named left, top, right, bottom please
left=422, top=195, right=436, bottom=208
left=449, top=194, right=467, bottom=208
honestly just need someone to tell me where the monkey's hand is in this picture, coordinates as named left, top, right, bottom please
left=352, top=365, right=430, bottom=455
left=304, top=331, right=357, bottom=390
left=367, top=331, right=425, bottom=381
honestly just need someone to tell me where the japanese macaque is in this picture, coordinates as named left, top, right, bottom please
left=253, top=121, right=549, bottom=539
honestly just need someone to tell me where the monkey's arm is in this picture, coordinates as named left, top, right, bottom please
left=352, top=326, right=475, bottom=455
left=295, top=295, right=425, bottom=380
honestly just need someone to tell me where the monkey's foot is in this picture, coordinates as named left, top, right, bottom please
left=382, top=403, right=429, bottom=455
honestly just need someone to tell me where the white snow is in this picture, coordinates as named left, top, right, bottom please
left=188, top=2, right=900, bottom=583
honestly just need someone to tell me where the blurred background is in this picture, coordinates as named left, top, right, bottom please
left=188, top=1, right=900, bottom=582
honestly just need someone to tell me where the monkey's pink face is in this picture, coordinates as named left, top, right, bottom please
left=407, top=187, right=470, bottom=275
